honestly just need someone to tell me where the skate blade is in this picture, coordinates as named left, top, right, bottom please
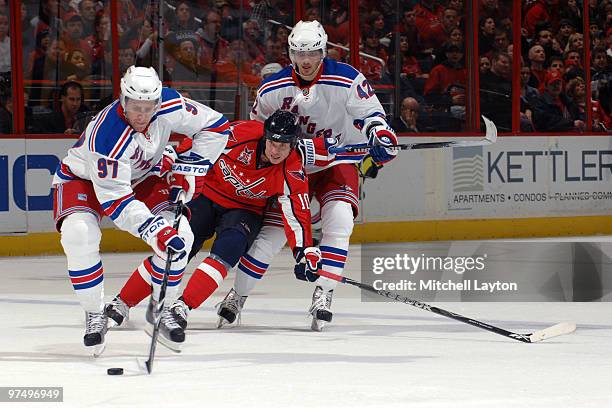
left=90, top=342, right=106, bottom=358
left=144, top=324, right=183, bottom=353
left=311, top=318, right=326, bottom=332
left=216, top=316, right=229, bottom=329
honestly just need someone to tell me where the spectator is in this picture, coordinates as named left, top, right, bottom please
left=520, top=64, right=539, bottom=131
left=392, top=97, right=421, bottom=132
left=324, top=3, right=349, bottom=46
left=532, top=70, right=585, bottom=132
left=118, top=44, right=136, bottom=76
left=0, top=12, right=9, bottom=77
left=0, top=88, right=11, bottom=133
left=479, top=0, right=509, bottom=22
left=196, top=10, right=229, bottom=68
left=480, top=51, right=512, bottom=130
left=478, top=16, right=496, bottom=55
left=133, top=19, right=158, bottom=67
left=260, top=62, right=282, bottom=79
left=30, top=37, right=66, bottom=82
left=399, top=6, right=421, bottom=55
left=448, top=0, right=464, bottom=14
left=590, top=47, right=611, bottom=85
left=524, top=0, right=553, bottom=37
left=169, top=1, right=198, bottom=33
left=327, top=48, right=342, bottom=61
left=480, top=56, right=491, bottom=75
left=535, top=27, right=561, bottom=63
left=78, top=0, right=98, bottom=37
left=559, top=0, right=583, bottom=33
left=420, top=8, right=459, bottom=50
left=170, top=37, right=208, bottom=83
left=414, top=0, right=444, bottom=36
left=564, top=49, right=583, bottom=72
left=214, top=39, right=260, bottom=87
left=253, top=38, right=290, bottom=76
left=592, top=80, right=612, bottom=131
left=242, top=19, right=264, bottom=60
left=565, top=32, right=584, bottom=54
left=549, top=55, right=565, bottom=73
left=360, top=28, right=386, bottom=83
left=86, top=11, right=112, bottom=78
left=35, top=81, right=87, bottom=134
left=61, top=11, right=89, bottom=53
left=566, top=76, right=587, bottom=122
left=424, top=43, right=467, bottom=116
left=493, top=29, right=510, bottom=54
left=64, top=48, right=90, bottom=80
left=527, top=44, right=547, bottom=88
left=557, top=19, right=576, bottom=50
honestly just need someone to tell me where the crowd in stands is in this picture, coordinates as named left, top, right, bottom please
left=0, top=0, right=610, bottom=134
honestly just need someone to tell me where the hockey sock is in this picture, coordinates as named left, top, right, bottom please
left=119, top=266, right=151, bottom=307
left=234, top=254, right=269, bottom=297
left=182, top=257, right=228, bottom=309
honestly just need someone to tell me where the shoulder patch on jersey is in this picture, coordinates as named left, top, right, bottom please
left=90, top=102, right=133, bottom=159
left=322, top=58, right=359, bottom=81
left=288, top=168, right=306, bottom=182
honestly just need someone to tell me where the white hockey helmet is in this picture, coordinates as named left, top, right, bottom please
left=120, top=65, right=162, bottom=113
left=288, top=20, right=328, bottom=64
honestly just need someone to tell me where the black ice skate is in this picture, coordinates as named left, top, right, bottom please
left=105, top=295, right=129, bottom=327
left=145, top=298, right=185, bottom=353
left=83, top=311, right=108, bottom=357
left=216, top=288, right=248, bottom=328
left=309, top=286, right=333, bottom=332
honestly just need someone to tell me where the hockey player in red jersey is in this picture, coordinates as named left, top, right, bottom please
left=216, top=20, right=399, bottom=331
left=107, top=110, right=322, bottom=349
left=52, top=66, right=229, bottom=355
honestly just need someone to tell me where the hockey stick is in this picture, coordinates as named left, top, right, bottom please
left=316, top=270, right=576, bottom=343
left=329, top=115, right=498, bottom=154
left=145, top=201, right=184, bottom=374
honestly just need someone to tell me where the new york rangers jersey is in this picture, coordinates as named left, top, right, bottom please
left=52, top=88, right=229, bottom=238
left=200, top=120, right=312, bottom=250
left=250, top=58, right=387, bottom=173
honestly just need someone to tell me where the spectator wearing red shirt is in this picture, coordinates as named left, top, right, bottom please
left=424, top=43, right=467, bottom=108
left=419, top=7, right=459, bottom=50
left=524, top=0, right=554, bottom=38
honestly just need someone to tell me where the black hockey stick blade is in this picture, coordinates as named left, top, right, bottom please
left=316, top=270, right=575, bottom=343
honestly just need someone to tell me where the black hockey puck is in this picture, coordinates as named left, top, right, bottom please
left=107, top=367, right=124, bottom=375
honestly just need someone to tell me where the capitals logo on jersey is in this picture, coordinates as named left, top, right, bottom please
left=288, top=169, right=306, bottom=182
left=218, top=159, right=267, bottom=199
left=237, top=146, right=253, bottom=165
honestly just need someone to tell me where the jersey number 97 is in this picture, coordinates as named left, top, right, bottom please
left=98, top=158, right=118, bottom=178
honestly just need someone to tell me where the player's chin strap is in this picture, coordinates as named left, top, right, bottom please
left=332, top=115, right=498, bottom=154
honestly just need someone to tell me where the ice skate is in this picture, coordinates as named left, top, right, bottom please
left=309, top=286, right=333, bottom=332
left=105, top=295, right=129, bottom=327
left=145, top=298, right=186, bottom=353
left=216, top=288, right=247, bottom=328
left=83, top=311, right=108, bottom=357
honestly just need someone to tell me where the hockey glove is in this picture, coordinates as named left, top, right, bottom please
left=157, top=145, right=178, bottom=179
left=294, top=246, right=322, bottom=282
left=169, top=173, right=196, bottom=203
left=367, top=123, right=398, bottom=165
left=139, top=215, right=186, bottom=262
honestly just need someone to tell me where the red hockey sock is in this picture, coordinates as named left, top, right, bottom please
left=182, top=257, right=228, bottom=309
left=119, top=267, right=152, bottom=307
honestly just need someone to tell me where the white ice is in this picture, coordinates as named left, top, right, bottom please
left=1, top=245, right=611, bottom=408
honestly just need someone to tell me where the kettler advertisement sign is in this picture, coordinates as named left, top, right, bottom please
left=447, top=136, right=612, bottom=216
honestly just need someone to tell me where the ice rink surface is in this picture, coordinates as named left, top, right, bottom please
left=1, top=245, right=611, bottom=408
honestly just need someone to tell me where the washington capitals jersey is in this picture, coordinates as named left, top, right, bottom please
left=52, top=88, right=229, bottom=238
left=201, top=120, right=312, bottom=250
left=250, top=58, right=386, bottom=173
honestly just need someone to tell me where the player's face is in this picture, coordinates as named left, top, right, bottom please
left=264, top=140, right=292, bottom=164
left=124, top=99, right=158, bottom=132
left=292, top=50, right=323, bottom=80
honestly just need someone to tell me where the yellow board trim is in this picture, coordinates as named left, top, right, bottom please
left=2, top=215, right=612, bottom=256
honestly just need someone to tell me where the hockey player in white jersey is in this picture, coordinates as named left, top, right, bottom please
left=52, top=66, right=229, bottom=355
left=216, top=20, right=399, bottom=331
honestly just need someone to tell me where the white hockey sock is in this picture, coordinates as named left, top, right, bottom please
left=317, top=201, right=354, bottom=292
